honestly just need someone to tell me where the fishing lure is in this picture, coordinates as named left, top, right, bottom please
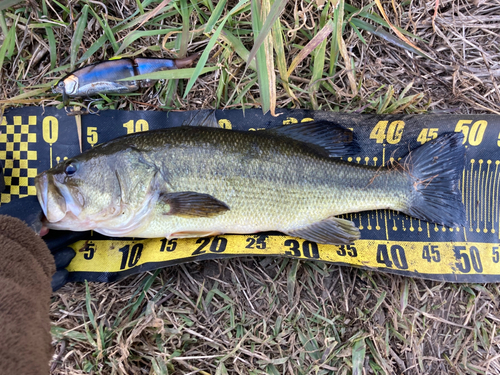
left=53, top=55, right=198, bottom=104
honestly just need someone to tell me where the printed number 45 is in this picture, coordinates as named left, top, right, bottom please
left=417, top=128, right=438, bottom=144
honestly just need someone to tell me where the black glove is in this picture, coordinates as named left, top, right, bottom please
left=0, top=195, right=88, bottom=291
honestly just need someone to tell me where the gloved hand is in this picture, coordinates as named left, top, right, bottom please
left=0, top=195, right=88, bottom=291
left=0, top=214, right=55, bottom=375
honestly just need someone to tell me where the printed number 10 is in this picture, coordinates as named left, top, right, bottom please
left=123, top=120, right=149, bottom=134
left=119, top=244, right=143, bottom=270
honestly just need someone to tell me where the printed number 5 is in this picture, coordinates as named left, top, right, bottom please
left=87, top=127, right=98, bottom=146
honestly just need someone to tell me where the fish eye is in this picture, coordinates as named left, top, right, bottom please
left=65, top=163, right=77, bottom=176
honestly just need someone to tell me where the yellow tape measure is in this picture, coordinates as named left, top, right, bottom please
left=67, top=235, right=500, bottom=282
left=1, top=108, right=499, bottom=283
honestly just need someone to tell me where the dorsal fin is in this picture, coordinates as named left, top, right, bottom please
left=266, top=120, right=360, bottom=157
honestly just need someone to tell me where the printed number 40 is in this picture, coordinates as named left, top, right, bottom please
left=370, top=121, right=405, bottom=144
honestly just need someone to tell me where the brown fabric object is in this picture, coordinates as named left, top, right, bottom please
left=0, top=215, right=55, bottom=375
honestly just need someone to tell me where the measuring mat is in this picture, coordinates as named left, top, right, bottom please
left=0, top=107, right=499, bottom=283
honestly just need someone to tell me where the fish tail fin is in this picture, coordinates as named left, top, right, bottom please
left=400, top=132, right=466, bottom=227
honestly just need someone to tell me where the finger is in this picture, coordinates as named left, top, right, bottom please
left=53, top=247, right=76, bottom=270
left=51, top=269, right=69, bottom=292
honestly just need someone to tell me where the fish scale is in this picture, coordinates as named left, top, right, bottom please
left=36, top=122, right=465, bottom=245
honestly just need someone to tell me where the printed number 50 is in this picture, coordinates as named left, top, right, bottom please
left=453, top=246, right=483, bottom=273
left=455, top=120, right=487, bottom=146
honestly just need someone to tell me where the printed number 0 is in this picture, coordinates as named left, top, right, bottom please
left=42, top=116, right=59, bottom=144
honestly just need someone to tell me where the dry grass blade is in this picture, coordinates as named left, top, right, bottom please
left=0, top=88, right=49, bottom=104
left=374, top=0, right=434, bottom=60
left=70, top=4, right=88, bottom=71
left=271, top=2, right=296, bottom=101
left=246, top=0, right=286, bottom=67
left=134, top=0, right=173, bottom=33
left=333, top=0, right=357, bottom=95
left=286, top=19, right=333, bottom=77
left=251, top=0, right=276, bottom=115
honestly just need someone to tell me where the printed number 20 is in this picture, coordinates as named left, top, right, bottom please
left=192, top=237, right=228, bottom=255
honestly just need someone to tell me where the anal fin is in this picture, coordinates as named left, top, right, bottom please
left=285, top=217, right=360, bottom=245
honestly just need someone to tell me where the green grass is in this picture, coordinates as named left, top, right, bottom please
left=0, top=0, right=433, bottom=114
left=49, top=260, right=500, bottom=374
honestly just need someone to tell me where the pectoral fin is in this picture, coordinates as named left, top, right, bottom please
left=285, top=217, right=360, bottom=245
left=159, top=191, right=230, bottom=218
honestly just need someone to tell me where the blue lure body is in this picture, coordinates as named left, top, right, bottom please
left=53, top=55, right=198, bottom=104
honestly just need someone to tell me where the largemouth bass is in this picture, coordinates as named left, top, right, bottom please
left=35, top=122, right=466, bottom=245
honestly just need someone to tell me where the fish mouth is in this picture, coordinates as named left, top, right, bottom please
left=35, top=172, right=83, bottom=223
left=36, top=172, right=51, bottom=219
left=36, top=172, right=66, bottom=222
